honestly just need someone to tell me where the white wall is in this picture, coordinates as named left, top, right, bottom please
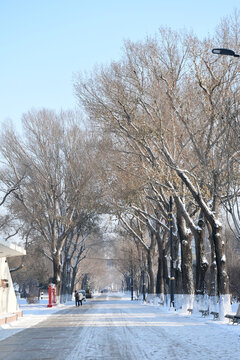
left=0, top=257, right=19, bottom=314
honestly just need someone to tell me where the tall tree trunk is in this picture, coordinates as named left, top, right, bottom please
left=163, top=246, right=169, bottom=294
left=52, top=252, right=62, bottom=300
left=175, top=202, right=194, bottom=295
left=70, top=266, right=77, bottom=295
left=207, top=223, right=217, bottom=296
left=172, top=227, right=181, bottom=294
left=194, top=212, right=208, bottom=294
left=208, top=195, right=229, bottom=296
left=136, top=245, right=146, bottom=299
left=60, top=259, right=67, bottom=303
left=155, top=231, right=166, bottom=295
left=175, top=169, right=229, bottom=295
left=66, top=259, right=72, bottom=300
left=210, top=221, right=229, bottom=295
left=146, top=231, right=156, bottom=294
left=147, top=249, right=155, bottom=294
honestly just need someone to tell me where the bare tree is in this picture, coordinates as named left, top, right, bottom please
left=0, top=109, right=104, bottom=299
left=74, top=18, right=240, bottom=302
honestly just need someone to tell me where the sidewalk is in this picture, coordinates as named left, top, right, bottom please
left=0, top=299, right=73, bottom=342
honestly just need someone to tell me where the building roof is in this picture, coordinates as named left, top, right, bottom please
left=0, top=239, right=26, bottom=258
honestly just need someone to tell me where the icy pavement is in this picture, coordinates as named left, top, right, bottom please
left=0, top=295, right=239, bottom=359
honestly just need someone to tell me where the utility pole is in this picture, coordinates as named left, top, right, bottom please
left=169, top=196, right=175, bottom=307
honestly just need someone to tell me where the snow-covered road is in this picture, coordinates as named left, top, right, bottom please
left=0, top=294, right=239, bottom=359
left=66, top=294, right=240, bottom=360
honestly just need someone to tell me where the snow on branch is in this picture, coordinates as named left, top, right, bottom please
left=119, top=214, right=149, bottom=251
left=131, top=205, right=169, bottom=233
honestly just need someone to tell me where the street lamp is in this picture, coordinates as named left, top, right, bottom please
left=212, top=48, right=240, bottom=57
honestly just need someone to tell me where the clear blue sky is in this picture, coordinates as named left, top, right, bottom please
left=0, top=0, right=239, bottom=129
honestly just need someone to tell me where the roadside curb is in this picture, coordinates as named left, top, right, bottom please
left=0, top=311, right=23, bottom=325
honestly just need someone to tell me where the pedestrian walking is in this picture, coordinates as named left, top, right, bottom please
left=78, top=291, right=83, bottom=306
left=74, top=290, right=79, bottom=306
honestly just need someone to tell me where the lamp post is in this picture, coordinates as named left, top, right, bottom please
left=212, top=48, right=240, bottom=57
left=168, top=196, right=174, bottom=307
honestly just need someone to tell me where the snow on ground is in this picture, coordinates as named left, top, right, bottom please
left=0, top=294, right=240, bottom=359
left=65, top=294, right=240, bottom=360
left=0, top=299, right=70, bottom=342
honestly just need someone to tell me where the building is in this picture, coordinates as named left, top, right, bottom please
left=0, top=239, right=26, bottom=324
